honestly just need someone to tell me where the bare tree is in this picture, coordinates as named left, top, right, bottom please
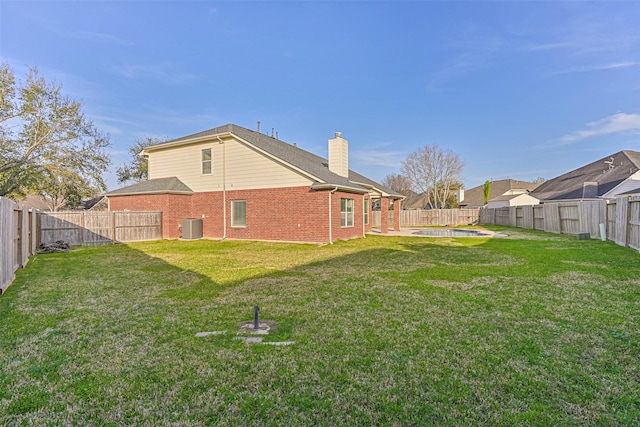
left=401, top=144, right=465, bottom=209
left=381, top=173, right=413, bottom=196
left=532, top=176, right=546, bottom=185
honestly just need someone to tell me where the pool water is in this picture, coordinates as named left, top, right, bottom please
left=413, top=228, right=493, bottom=237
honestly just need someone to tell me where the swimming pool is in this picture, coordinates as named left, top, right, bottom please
left=413, top=228, right=494, bottom=237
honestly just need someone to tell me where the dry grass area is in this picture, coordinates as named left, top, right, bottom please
left=1, top=227, right=639, bottom=426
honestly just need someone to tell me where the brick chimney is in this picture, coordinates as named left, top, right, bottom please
left=328, top=132, right=349, bottom=178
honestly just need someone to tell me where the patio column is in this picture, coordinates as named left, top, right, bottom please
left=380, top=197, right=389, bottom=234
left=393, top=199, right=401, bottom=231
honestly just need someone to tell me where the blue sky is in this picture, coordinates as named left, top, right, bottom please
left=2, top=1, right=640, bottom=191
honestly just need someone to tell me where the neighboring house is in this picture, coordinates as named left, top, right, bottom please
left=106, top=124, right=403, bottom=244
left=19, top=195, right=52, bottom=211
left=531, top=150, right=640, bottom=201
left=399, top=191, right=428, bottom=210
left=487, top=193, right=540, bottom=209
left=79, top=196, right=108, bottom=211
left=458, top=179, right=540, bottom=208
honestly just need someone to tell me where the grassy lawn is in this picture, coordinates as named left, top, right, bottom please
left=1, top=227, right=639, bottom=426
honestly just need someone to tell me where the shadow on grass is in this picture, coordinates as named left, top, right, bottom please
left=1, top=232, right=639, bottom=425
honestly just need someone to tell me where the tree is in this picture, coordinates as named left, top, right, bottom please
left=401, top=144, right=465, bottom=210
left=380, top=173, right=412, bottom=196
left=115, top=137, right=163, bottom=184
left=0, top=63, right=110, bottom=204
left=532, top=176, right=546, bottom=185
left=483, top=180, right=491, bottom=205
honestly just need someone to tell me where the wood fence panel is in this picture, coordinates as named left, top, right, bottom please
left=628, top=196, right=640, bottom=251
left=1, top=198, right=17, bottom=293
left=478, top=199, right=639, bottom=251
left=509, top=207, right=517, bottom=227
left=479, top=207, right=496, bottom=225
left=1, top=197, right=37, bottom=294
left=83, top=212, right=113, bottom=245
left=515, top=207, right=523, bottom=228
left=495, top=207, right=511, bottom=226
left=20, top=205, right=29, bottom=269
left=533, top=206, right=544, bottom=230
left=606, top=201, right=617, bottom=242
left=558, top=203, right=580, bottom=235
left=40, top=212, right=84, bottom=245
left=373, top=209, right=480, bottom=227
left=543, top=203, right=561, bottom=233
left=521, top=206, right=534, bottom=229
left=114, top=211, right=162, bottom=242
left=40, top=211, right=163, bottom=245
left=14, top=207, right=22, bottom=268
left=614, top=196, right=630, bottom=247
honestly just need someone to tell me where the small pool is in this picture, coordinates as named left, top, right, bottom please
left=413, top=228, right=494, bottom=237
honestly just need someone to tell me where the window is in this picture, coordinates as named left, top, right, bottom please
left=341, top=198, right=354, bottom=227
left=202, top=148, right=212, bottom=174
left=231, top=200, right=246, bottom=227
left=364, top=198, right=369, bottom=225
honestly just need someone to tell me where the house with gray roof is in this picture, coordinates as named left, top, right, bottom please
left=531, top=150, right=640, bottom=202
left=107, top=124, right=403, bottom=244
left=458, top=179, right=540, bottom=208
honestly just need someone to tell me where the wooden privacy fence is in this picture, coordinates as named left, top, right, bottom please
left=372, top=208, right=479, bottom=227
left=39, top=211, right=163, bottom=246
left=0, top=198, right=38, bottom=294
left=479, top=196, right=640, bottom=251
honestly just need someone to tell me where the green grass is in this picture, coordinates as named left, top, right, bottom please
left=1, top=227, right=639, bottom=426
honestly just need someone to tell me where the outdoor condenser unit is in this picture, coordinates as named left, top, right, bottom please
left=181, top=218, right=203, bottom=240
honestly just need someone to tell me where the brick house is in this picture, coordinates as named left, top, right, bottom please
left=106, top=124, right=403, bottom=244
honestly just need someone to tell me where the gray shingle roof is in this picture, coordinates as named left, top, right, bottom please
left=143, top=123, right=404, bottom=198
left=531, top=150, right=640, bottom=201
left=106, top=177, right=193, bottom=196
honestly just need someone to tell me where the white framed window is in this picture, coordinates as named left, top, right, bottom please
left=202, top=148, right=212, bottom=174
left=341, top=198, right=354, bottom=227
left=231, top=200, right=246, bottom=227
left=364, top=198, right=369, bottom=225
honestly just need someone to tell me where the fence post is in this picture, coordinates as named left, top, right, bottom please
left=112, top=211, right=116, bottom=243
left=32, top=209, right=38, bottom=254
left=21, top=204, right=28, bottom=267
left=615, top=196, right=630, bottom=247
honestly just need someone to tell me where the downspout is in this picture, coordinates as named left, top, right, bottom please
left=328, top=186, right=338, bottom=244
left=217, top=136, right=226, bottom=240
left=363, top=195, right=367, bottom=238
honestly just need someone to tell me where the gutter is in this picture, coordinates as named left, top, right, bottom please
left=328, top=186, right=338, bottom=244
left=217, top=135, right=227, bottom=240
left=312, top=182, right=369, bottom=194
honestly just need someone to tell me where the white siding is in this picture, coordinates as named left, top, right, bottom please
left=603, top=172, right=640, bottom=198
left=487, top=194, right=540, bottom=209
left=148, top=137, right=312, bottom=192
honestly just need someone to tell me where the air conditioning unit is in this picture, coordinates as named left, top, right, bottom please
left=181, top=218, right=203, bottom=239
